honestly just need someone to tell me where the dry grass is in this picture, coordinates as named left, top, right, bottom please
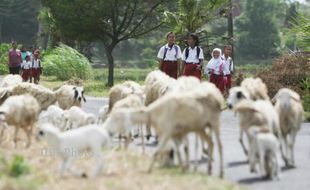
left=0, top=127, right=246, bottom=190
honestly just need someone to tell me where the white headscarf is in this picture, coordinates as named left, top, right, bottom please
left=204, top=48, right=223, bottom=75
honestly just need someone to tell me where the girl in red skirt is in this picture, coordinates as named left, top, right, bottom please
left=181, top=33, right=204, bottom=80
left=31, top=50, right=42, bottom=84
left=21, top=55, right=31, bottom=82
left=205, top=48, right=227, bottom=93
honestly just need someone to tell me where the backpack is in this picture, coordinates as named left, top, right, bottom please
left=185, top=46, right=201, bottom=60
left=163, top=45, right=178, bottom=60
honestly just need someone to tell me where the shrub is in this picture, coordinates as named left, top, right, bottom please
left=7, top=155, right=31, bottom=177
left=0, top=43, right=10, bottom=74
left=42, top=44, right=93, bottom=80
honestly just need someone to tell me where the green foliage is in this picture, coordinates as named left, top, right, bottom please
left=0, top=43, right=10, bottom=74
left=42, top=44, right=93, bottom=80
left=7, top=155, right=31, bottom=177
left=236, top=0, right=283, bottom=59
left=302, top=76, right=310, bottom=113
left=292, top=15, right=310, bottom=52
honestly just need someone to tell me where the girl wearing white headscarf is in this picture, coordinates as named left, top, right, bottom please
left=205, top=48, right=227, bottom=93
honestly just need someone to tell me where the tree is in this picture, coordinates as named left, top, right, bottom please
left=235, top=0, right=283, bottom=59
left=42, top=0, right=171, bottom=86
left=0, top=0, right=41, bottom=45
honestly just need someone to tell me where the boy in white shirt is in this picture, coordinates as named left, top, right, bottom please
left=21, top=55, right=32, bottom=82
left=157, top=32, right=182, bottom=79
left=222, top=45, right=234, bottom=93
left=181, top=33, right=204, bottom=80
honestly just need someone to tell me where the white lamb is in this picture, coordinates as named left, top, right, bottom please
left=36, top=123, right=111, bottom=177
left=38, top=105, right=66, bottom=131
left=55, top=85, right=86, bottom=110
left=248, top=126, right=282, bottom=180
left=0, top=94, right=40, bottom=147
left=97, top=105, right=109, bottom=124
left=63, top=106, right=96, bottom=131
left=0, top=74, right=22, bottom=88
left=272, top=88, right=304, bottom=167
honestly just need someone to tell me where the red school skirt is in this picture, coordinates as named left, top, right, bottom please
left=210, top=74, right=226, bottom=93
left=21, top=69, right=31, bottom=81
left=226, top=74, right=232, bottom=89
left=183, top=63, right=201, bottom=80
left=31, top=68, right=42, bottom=78
left=161, top=61, right=178, bottom=79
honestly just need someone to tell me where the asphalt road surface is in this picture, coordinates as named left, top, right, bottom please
left=82, top=96, right=310, bottom=190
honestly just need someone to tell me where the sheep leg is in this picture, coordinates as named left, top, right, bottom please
left=60, top=157, right=85, bottom=177
left=13, top=127, right=20, bottom=148
left=258, top=148, right=266, bottom=178
left=140, top=125, right=145, bottom=154
left=0, top=125, right=6, bottom=143
left=146, top=122, right=152, bottom=141
left=92, top=149, right=103, bottom=177
left=281, top=134, right=289, bottom=166
left=183, top=137, right=190, bottom=171
left=148, top=132, right=170, bottom=173
left=194, top=134, right=199, bottom=172
left=287, top=132, right=296, bottom=167
left=214, top=126, right=224, bottom=178
left=199, top=131, right=213, bottom=176
left=173, top=140, right=184, bottom=171
left=24, top=126, right=32, bottom=148
left=239, top=129, right=248, bottom=156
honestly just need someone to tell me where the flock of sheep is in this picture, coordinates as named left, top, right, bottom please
left=0, top=71, right=305, bottom=180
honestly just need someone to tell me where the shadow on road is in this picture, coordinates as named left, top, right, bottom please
left=228, top=160, right=248, bottom=167
left=238, top=176, right=271, bottom=184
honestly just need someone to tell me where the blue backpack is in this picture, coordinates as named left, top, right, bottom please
left=163, top=45, right=178, bottom=60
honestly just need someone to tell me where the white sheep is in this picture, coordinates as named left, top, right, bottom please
left=107, top=84, right=133, bottom=113
left=240, top=77, right=270, bottom=101
left=36, top=123, right=111, bottom=177
left=38, top=105, right=66, bottom=131
left=55, top=85, right=86, bottom=110
left=272, top=88, right=304, bottom=167
left=63, top=106, right=96, bottom=131
left=248, top=126, right=282, bottom=180
left=114, top=82, right=225, bottom=177
left=0, top=94, right=40, bottom=147
left=1, top=83, right=57, bottom=111
left=0, top=74, right=22, bottom=88
left=97, top=105, right=109, bottom=124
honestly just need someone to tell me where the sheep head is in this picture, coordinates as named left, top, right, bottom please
left=227, top=87, right=250, bottom=109
left=73, top=86, right=86, bottom=103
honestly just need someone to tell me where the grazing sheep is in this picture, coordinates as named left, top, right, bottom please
left=55, top=85, right=86, bottom=110
left=36, top=123, right=111, bottom=177
left=38, top=105, right=66, bottom=131
left=248, top=126, right=282, bottom=180
left=63, top=106, right=96, bottom=131
left=117, top=82, right=225, bottom=177
left=272, top=88, right=304, bottom=167
left=240, top=77, right=270, bottom=101
left=97, top=105, right=109, bottom=124
left=0, top=83, right=57, bottom=111
left=0, top=74, right=22, bottom=88
left=0, top=94, right=40, bottom=147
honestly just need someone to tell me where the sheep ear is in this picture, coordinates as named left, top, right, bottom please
left=236, top=91, right=245, bottom=99
left=82, top=91, right=86, bottom=102
left=74, top=89, right=78, bottom=100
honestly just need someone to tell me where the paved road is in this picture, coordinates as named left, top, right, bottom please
left=82, top=96, right=310, bottom=190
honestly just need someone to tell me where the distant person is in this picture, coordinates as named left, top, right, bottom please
left=21, top=55, right=32, bottom=82
left=222, top=45, right=234, bottom=94
left=205, top=48, right=226, bottom=93
left=21, top=46, right=28, bottom=62
left=31, top=49, right=42, bottom=84
left=157, top=32, right=182, bottom=79
left=8, top=41, right=22, bottom=74
left=181, top=33, right=204, bottom=80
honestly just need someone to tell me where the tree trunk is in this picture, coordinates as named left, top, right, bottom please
left=105, top=44, right=116, bottom=87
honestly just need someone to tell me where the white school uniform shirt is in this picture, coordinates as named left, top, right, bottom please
left=21, top=60, right=31, bottom=70
left=32, top=59, right=41, bottom=69
left=157, top=44, right=182, bottom=61
left=182, top=46, right=204, bottom=64
left=221, top=55, right=234, bottom=75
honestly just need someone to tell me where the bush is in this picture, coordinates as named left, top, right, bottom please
left=7, top=155, right=31, bottom=177
left=0, top=43, right=10, bottom=74
left=42, top=44, right=93, bottom=80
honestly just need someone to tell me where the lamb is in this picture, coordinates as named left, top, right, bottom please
left=272, top=88, right=304, bottom=167
left=38, top=105, right=66, bottom=131
left=240, top=77, right=270, bottom=101
left=55, top=85, right=86, bottom=110
left=62, top=106, right=96, bottom=131
left=115, top=82, right=225, bottom=177
left=0, top=94, right=40, bottom=147
left=107, top=84, right=133, bottom=113
left=0, top=83, right=57, bottom=111
left=248, top=126, right=282, bottom=180
left=0, top=74, right=22, bottom=88
left=36, top=123, right=111, bottom=177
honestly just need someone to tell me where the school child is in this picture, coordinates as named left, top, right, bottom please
left=181, top=33, right=204, bottom=80
left=21, top=55, right=32, bottom=82
left=157, top=32, right=182, bottom=79
left=205, top=48, right=227, bottom=93
left=31, top=50, right=42, bottom=84
left=222, top=45, right=234, bottom=93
